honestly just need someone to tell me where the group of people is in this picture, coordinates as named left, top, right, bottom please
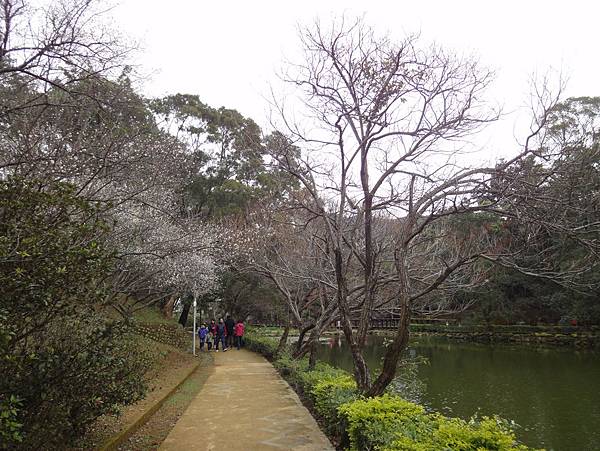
left=197, top=315, right=245, bottom=352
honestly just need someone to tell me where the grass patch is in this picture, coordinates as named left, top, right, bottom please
left=132, top=307, right=175, bottom=325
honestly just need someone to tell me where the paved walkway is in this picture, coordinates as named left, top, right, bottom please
left=160, top=349, right=334, bottom=451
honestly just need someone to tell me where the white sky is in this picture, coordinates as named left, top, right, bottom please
left=114, top=0, right=599, bottom=159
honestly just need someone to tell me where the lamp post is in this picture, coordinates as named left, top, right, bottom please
left=192, top=296, right=197, bottom=356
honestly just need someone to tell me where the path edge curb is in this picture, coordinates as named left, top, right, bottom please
left=98, top=359, right=202, bottom=451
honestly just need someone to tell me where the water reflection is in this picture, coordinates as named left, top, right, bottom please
left=316, top=334, right=600, bottom=451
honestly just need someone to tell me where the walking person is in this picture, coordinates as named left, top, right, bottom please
left=208, top=319, right=216, bottom=351
left=215, top=318, right=228, bottom=352
left=198, top=324, right=208, bottom=351
left=234, top=319, right=245, bottom=350
left=225, top=315, right=235, bottom=349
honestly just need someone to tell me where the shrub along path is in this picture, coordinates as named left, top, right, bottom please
left=159, top=349, right=334, bottom=450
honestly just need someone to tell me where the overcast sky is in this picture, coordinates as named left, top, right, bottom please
left=114, top=0, right=598, bottom=158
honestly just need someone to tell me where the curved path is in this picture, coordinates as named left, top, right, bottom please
left=160, top=349, right=334, bottom=451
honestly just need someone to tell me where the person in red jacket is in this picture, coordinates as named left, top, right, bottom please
left=234, top=320, right=245, bottom=350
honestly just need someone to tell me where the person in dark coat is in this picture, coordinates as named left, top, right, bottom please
left=215, top=318, right=228, bottom=352
left=225, top=315, right=235, bottom=348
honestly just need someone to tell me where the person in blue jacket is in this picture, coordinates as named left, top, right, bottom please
left=197, top=324, right=208, bottom=351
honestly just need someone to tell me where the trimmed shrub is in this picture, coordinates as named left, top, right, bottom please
left=273, top=352, right=309, bottom=386
left=339, top=395, right=431, bottom=450
left=385, top=415, right=531, bottom=451
left=276, top=357, right=358, bottom=439
left=308, top=373, right=357, bottom=437
left=339, top=396, right=535, bottom=451
left=298, top=362, right=349, bottom=391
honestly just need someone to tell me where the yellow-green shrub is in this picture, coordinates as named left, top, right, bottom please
left=339, top=395, right=433, bottom=450
left=339, top=395, right=538, bottom=451
left=309, top=374, right=357, bottom=434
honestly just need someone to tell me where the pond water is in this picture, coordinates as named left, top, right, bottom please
left=316, top=334, right=600, bottom=451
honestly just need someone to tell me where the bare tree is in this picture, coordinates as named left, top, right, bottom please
left=0, top=0, right=128, bottom=116
left=242, top=204, right=339, bottom=364
left=269, top=17, right=571, bottom=396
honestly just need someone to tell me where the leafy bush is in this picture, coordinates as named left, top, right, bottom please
left=1, top=314, right=152, bottom=449
left=0, top=179, right=113, bottom=339
left=307, top=373, right=357, bottom=436
left=274, top=355, right=357, bottom=439
left=298, top=361, right=350, bottom=391
left=272, top=352, right=309, bottom=386
left=0, top=395, right=22, bottom=446
left=386, top=416, right=531, bottom=451
left=0, top=179, right=152, bottom=448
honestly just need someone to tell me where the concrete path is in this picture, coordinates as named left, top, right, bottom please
left=160, top=349, right=334, bottom=451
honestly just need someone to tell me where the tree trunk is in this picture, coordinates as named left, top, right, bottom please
left=308, top=337, right=318, bottom=370
left=294, top=323, right=314, bottom=356
left=367, top=242, right=412, bottom=397
left=341, top=317, right=371, bottom=392
left=163, top=295, right=176, bottom=318
left=334, top=248, right=372, bottom=393
left=178, top=301, right=191, bottom=327
left=358, top=191, right=375, bottom=349
left=367, top=298, right=410, bottom=397
left=277, top=316, right=291, bottom=356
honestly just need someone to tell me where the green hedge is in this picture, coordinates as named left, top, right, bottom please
left=244, top=329, right=280, bottom=359
left=245, top=329, right=540, bottom=451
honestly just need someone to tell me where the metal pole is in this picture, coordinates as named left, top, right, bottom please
left=192, top=297, right=197, bottom=356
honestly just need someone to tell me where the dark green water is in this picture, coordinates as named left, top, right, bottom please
left=316, top=334, right=600, bottom=451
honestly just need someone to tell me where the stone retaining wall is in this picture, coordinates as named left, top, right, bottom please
left=132, top=322, right=189, bottom=349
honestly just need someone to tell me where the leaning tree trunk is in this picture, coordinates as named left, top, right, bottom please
left=367, top=297, right=410, bottom=397
left=292, top=325, right=316, bottom=358
left=367, top=244, right=412, bottom=397
left=333, top=249, right=372, bottom=393
left=277, top=315, right=292, bottom=356
left=293, top=322, right=315, bottom=357
left=178, top=300, right=191, bottom=327
left=163, top=295, right=176, bottom=318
